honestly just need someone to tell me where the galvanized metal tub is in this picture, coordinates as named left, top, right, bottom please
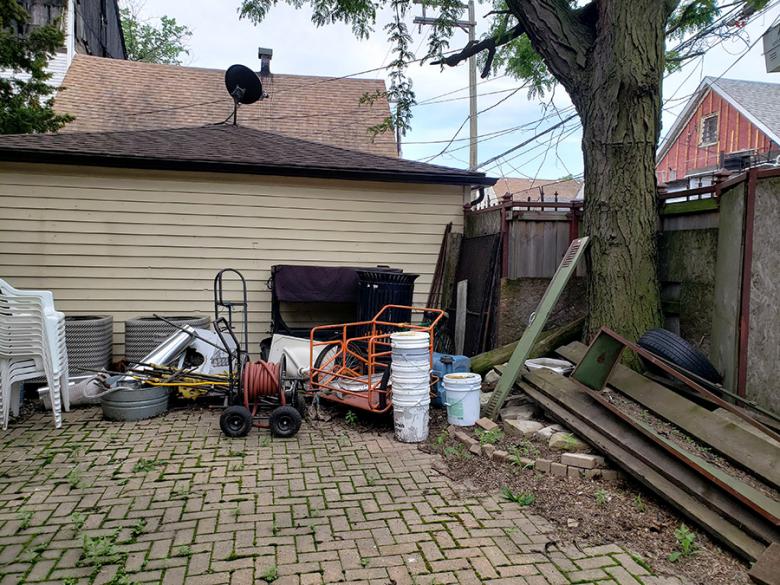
left=101, top=385, right=169, bottom=421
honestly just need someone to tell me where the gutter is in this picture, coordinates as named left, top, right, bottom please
left=0, top=150, right=497, bottom=188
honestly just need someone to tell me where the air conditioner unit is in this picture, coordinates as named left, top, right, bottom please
left=722, top=151, right=753, bottom=172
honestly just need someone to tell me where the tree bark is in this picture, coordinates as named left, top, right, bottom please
left=502, top=0, right=665, bottom=342
left=574, top=1, right=665, bottom=341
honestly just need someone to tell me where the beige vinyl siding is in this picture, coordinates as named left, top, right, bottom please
left=0, top=163, right=464, bottom=357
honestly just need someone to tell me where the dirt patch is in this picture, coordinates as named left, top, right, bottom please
left=421, top=409, right=751, bottom=585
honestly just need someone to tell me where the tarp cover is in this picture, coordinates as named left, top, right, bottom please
left=272, top=265, right=361, bottom=303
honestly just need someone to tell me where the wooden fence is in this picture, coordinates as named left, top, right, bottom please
left=465, top=199, right=580, bottom=279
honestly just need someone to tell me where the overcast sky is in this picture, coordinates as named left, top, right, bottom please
left=133, top=1, right=779, bottom=180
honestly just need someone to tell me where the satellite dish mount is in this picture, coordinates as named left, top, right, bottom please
left=224, top=64, right=265, bottom=125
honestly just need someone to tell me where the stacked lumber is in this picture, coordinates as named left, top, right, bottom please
left=519, top=351, right=780, bottom=570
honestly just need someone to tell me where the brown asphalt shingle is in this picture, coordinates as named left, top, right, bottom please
left=493, top=177, right=582, bottom=202
left=0, top=124, right=494, bottom=186
left=54, top=55, right=398, bottom=158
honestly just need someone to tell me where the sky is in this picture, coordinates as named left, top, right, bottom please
left=132, top=1, right=780, bottom=181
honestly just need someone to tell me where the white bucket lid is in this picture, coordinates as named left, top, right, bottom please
left=442, top=372, right=481, bottom=386
left=390, top=331, right=430, bottom=348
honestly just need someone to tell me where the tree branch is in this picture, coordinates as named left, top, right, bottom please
left=431, top=23, right=524, bottom=78
left=504, top=0, right=595, bottom=93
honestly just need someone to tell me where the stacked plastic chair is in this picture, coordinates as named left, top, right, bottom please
left=0, top=279, right=69, bottom=429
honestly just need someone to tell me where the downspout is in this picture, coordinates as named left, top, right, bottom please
left=467, top=186, right=486, bottom=208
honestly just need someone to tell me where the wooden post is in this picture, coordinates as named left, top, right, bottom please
left=455, top=280, right=468, bottom=355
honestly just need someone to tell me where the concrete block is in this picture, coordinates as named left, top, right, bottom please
left=500, top=404, right=540, bottom=421
left=503, top=419, right=544, bottom=438
left=601, top=469, right=620, bottom=481
left=535, top=459, right=552, bottom=473
left=561, top=453, right=605, bottom=469
left=533, top=424, right=564, bottom=441
left=584, top=469, right=603, bottom=480
left=447, top=425, right=458, bottom=437
left=549, top=431, right=589, bottom=452
left=482, top=444, right=496, bottom=458
left=550, top=462, right=567, bottom=477
left=468, top=443, right=482, bottom=456
left=567, top=466, right=583, bottom=480
left=476, top=417, right=498, bottom=431
left=453, top=431, right=479, bottom=447
left=491, top=449, right=510, bottom=463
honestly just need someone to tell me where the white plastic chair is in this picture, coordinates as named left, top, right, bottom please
left=0, top=279, right=69, bottom=429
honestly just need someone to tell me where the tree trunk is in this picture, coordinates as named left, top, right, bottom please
left=574, top=1, right=666, bottom=341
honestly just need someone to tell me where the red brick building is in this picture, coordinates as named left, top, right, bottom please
left=656, top=77, right=780, bottom=190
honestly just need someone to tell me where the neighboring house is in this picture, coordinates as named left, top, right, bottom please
left=53, top=55, right=398, bottom=157
left=2, top=1, right=125, bottom=88
left=479, top=176, right=583, bottom=208
left=657, top=77, right=780, bottom=191
left=0, top=124, right=493, bottom=354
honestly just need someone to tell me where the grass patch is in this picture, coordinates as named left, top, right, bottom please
left=633, top=494, right=646, bottom=512
left=67, top=467, right=82, bottom=489
left=500, top=486, right=535, bottom=506
left=443, top=443, right=471, bottom=460
left=345, top=411, right=358, bottom=426
left=510, top=440, right=539, bottom=459
left=668, top=523, right=697, bottom=562
left=475, top=427, right=503, bottom=445
left=260, top=565, right=278, bottom=582
left=129, top=518, right=146, bottom=542
left=17, top=509, right=33, bottom=531
left=71, top=511, right=87, bottom=532
left=79, top=529, right=123, bottom=569
left=132, top=458, right=162, bottom=473
left=595, top=489, right=609, bottom=506
left=175, top=545, right=192, bottom=557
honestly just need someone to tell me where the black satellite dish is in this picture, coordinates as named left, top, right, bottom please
left=224, top=64, right=263, bottom=124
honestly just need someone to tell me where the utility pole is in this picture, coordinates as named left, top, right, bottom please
left=414, top=1, right=477, bottom=168
left=467, top=0, right=477, bottom=170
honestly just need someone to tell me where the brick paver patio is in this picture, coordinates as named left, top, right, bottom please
left=0, top=408, right=686, bottom=584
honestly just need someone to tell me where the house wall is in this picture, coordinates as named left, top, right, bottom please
left=0, top=163, right=463, bottom=357
left=657, top=88, right=776, bottom=183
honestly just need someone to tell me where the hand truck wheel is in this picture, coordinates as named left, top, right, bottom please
left=220, top=405, right=253, bottom=438
left=269, top=405, right=302, bottom=438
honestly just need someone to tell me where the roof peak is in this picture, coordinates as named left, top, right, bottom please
left=71, top=54, right=386, bottom=83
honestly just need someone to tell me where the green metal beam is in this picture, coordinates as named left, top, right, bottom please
left=483, top=236, right=590, bottom=420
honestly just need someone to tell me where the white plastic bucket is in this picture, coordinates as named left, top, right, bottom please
left=443, top=372, right=482, bottom=426
left=393, top=390, right=430, bottom=443
left=391, top=331, right=430, bottom=362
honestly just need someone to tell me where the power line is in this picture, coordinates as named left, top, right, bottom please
left=477, top=114, right=577, bottom=168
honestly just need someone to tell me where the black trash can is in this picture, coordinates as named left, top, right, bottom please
left=357, top=270, right=419, bottom=324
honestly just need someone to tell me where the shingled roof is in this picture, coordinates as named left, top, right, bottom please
left=0, top=124, right=494, bottom=186
left=54, top=55, right=397, bottom=158
left=493, top=177, right=583, bottom=202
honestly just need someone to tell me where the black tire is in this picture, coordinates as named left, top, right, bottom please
left=269, top=405, right=302, bottom=438
left=637, top=328, right=722, bottom=384
left=220, top=405, right=253, bottom=438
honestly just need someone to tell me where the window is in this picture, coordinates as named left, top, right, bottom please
left=700, top=114, right=718, bottom=146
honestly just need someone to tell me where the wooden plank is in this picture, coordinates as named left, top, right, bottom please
left=542, top=221, right=556, bottom=277
left=749, top=543, right=780, bottom=585
left=454, top=280, right=467, bottom=355
left=557, top=342, right=780, bottom=488
left=521, top=370, right=768, bottom=561
left=587, top=390, right=780, bottom=527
